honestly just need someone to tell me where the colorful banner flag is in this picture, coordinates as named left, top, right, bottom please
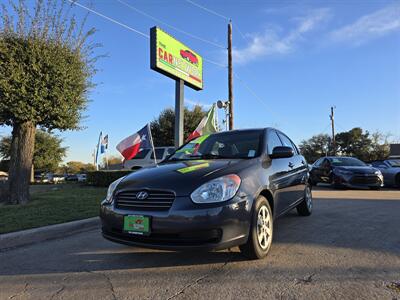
left=186, top=104, right=218, bottom=141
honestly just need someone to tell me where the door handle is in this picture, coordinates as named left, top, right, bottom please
left=288, top=162, right=294, bottom=168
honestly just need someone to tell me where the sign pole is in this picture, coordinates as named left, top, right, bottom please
left=175, top=79, right=184, bottom=148
left=228, top=21, right=234, bottom=130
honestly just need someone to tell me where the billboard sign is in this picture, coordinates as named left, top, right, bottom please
left=150, top=27, right=203, bottom=90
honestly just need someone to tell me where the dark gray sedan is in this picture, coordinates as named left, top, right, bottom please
left=371, top=159, right=400, bottom=187
left=100, top=128, right=312, bottom=259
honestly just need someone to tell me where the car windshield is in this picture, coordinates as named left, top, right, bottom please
left=330, top=157, right=366, bottom=167
left=168, top=130, right=263, bottom=161
left=388, top=159, right=400, bottom=167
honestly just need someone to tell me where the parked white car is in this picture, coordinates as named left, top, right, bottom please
left=77, top=174, right=87, bottom=182
left=123, top=147, right=175, bottom=170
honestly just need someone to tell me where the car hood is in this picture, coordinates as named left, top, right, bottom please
left=116, top=159, right=249, bottom=196
left=334, top=166, right=378, bottom=174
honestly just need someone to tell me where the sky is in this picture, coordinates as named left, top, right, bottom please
left=1, top=0, right=400, bottom=163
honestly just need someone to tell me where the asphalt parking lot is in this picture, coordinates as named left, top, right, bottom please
left=1, top=188, right=399, bottom=300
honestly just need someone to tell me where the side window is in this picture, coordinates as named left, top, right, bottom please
left=266, top=130, right=283, bottom=155
left=314, top=158, right=323, bottom=167
left=150, top=148, right=165, bottom=159
left=321, top=159, right=330, bottom=169
left=277, top=132, right=297, bottom=154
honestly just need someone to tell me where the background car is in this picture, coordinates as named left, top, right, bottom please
left=77, top=174, right=87, bottom=182
left=370, top=159, right=400, bottom=187
left=123, top=146, right=175, bottom=170
left=101, top=128, right=312, bottom=260
left=310, top=156, right=383, bottom=189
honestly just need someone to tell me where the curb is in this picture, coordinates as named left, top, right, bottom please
left=0, top=217, right=100, bottom=252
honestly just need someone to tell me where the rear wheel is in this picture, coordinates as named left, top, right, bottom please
left=296, top=184, right=313, bottom=216
left=239, top=196, right=273, bottom=260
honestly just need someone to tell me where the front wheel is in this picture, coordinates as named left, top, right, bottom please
left=239, top=196, right=273, bottom=260
left=296, top=184, right=313, bottom=216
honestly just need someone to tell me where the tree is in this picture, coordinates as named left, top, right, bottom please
left=59, top=161, right=95, bottom=174
left=300, top=128, right=390, bottom=163
left=0, top=130, right=67, bottom=172
left=150, top=105, right=207, bottom=146
left=0, top=1, right=99, bottom=204
left=299, top=134, right=332, bottom=163
left=335, top=127, right=372, bottom=160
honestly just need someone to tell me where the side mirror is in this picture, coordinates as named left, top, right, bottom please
left=269, top=146, right=294, bottom=159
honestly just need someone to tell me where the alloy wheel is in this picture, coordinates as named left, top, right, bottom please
left=256, top=205, right=272, bottom=250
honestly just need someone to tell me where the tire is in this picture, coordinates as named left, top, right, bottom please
left=239, top=195, right=273, bottom=260
left=370, top=186, right=381, bottom=190
left=296, top=184, right=313, bottom=216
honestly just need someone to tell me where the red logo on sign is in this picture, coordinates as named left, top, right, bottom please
left=180, top=50, right=198, bottom=65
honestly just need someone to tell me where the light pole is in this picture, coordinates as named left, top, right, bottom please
left=217, top=100, right=230, bottom=131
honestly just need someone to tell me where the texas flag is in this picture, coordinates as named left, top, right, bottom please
left=116, top=124, right=153, bottom=161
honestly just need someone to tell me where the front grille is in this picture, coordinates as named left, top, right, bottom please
left=351, top=175, right=380, bottom=185
left=115, top=190, right=175, bottom=211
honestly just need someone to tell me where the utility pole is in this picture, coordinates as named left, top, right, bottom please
left=228, top=20, right=233, bottom=130
left=330, top=106, right=336, bottom=155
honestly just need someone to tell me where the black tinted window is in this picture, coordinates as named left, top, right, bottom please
left=151, top=148, right=165, bottom=159
left=267, top=130, right=282, bottom=155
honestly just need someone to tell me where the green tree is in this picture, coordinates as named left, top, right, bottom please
left=0, top=0, right=99, bottom=204
left=299, top=134, right=332, bottom=163
left=150, top=105, right=207, bottom=146
left=0, top=130, right=67, bottom=172
left=59, top=161, right=95, bottom=174
left=335, top=127, right=372, bottom=160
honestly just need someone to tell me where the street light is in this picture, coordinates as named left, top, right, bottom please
left=217, top=100, right=230, bottom=131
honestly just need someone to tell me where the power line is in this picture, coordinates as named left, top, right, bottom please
left=115, top=0, right=226, bottom=49
left=233, top=71, right=286, bottom=124
left=69, top=0, right=226, bottom=69
left=203, top=57, right=227, bottom=68
left=184, top=0, right=230, bottom=21
left=68, top=0, right=149, bottom=38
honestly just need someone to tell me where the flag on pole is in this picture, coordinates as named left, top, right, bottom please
left=94, top=132, right=102, bottom=170
left=186, top=104, right=218, bottom=141
left=100, top=134, right=108, bottom=154
left=116, top=124, right=154, bottom=161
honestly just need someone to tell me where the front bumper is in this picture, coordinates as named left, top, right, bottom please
left=100, top=195, right=251, bottom=251
left=334, top=173, right=384, bottom=188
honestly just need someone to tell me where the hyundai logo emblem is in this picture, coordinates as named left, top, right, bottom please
left=137, top=191, right=149, bottom=200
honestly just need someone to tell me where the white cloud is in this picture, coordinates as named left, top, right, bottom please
left=232, top=8, right=331, bottom=65
left=330, top=4, right=400, bottom=45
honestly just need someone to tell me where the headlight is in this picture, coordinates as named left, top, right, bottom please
left=105, top=177, right=125, bottom=204
left=190, top=174, right=241, bottom=204
left=375, top=170, right=382, bottom=176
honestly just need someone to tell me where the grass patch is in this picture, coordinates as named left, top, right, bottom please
left=0, top=183, right=107, bottom=234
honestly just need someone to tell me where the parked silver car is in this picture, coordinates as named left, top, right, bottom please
left=123, top=147, right=175, bottom=170
left=371, top=159, right=400, bottom=187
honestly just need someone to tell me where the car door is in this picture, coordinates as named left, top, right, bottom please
left=265, top=129, right=294, bottom=216
left=310, top=158, right=324, bottom=183
left=318, top=158, right=332, bottom=183
left=277, top=132, right=306, bottom=204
